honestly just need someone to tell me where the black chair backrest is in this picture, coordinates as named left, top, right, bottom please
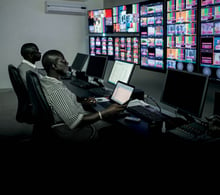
left=26, top=70, right=56, bottom=142
left=26, top=70, right=54, bottom=126
left=8, top=64, right=33, bottom=123
left=214, top=91, right=220, bottom=116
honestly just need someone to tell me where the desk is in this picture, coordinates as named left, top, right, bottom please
left=63, top=78, right=220, bottom=144
left=63, top=78, right=165, bottom=141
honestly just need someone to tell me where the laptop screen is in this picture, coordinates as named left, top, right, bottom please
left=111, top=81, right=135, bottom=105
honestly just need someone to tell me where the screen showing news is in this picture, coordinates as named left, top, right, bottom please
left=89, top=36, right=114, bottom=60
left=167, top=0, right=197, bottom=72
left=140, top=1, right=164, bottom=72
left=114, top=36, right=140, bottom=64
left=200, top=0, right=220, bottom=81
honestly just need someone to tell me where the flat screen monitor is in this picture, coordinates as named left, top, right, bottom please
left=161, top=69, right=209, bottom=118
left=89, top=36, right=114, bottom=60
left=88, top=8, right=113, bottom=33
left=114, top=36, right=140, bottom=64
left=71, top=53, right=89, bottom=72
left=86, top=55, right=108, bottom=80
left=140, top=1, right=165, bottom=72
left=108, top=60, right=135, bottom=85
left=166, top=0, right=198, bottom=72
left=200, top=1, right=220, bottom=81
left=113, top=3, right=140, bottom=33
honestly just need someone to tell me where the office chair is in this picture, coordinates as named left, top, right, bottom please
left=26, top=70, right=56, bottom=143
left=26, top=70, right=66, bottom=143
left=8, top=64, right=33, bottom=124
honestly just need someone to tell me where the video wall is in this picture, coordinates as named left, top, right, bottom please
left=87, top=0, right=220, bottom=82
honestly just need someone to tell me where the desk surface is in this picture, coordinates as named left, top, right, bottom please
left=62, top=78, right=220, bottom=144
left=63, top=79, right=154, bottom=137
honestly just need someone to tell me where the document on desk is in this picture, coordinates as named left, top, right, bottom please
left=127, top=99, right=149, bottom=107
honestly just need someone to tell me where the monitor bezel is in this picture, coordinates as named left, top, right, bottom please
left=71, top=53, right=89, bottom=72
left=160, top=69, right=209, bottom=118
left=107, top=60, right=135, bottom=86
left=85, top=55, right=108, bottom=80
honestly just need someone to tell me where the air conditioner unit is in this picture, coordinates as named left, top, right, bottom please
left=45, top=0, right=87, bottom=15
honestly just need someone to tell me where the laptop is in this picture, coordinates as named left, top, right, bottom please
left=94, top=81, right=135, bottom=110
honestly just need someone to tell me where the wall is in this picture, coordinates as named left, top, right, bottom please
left=103, top=0, right=220, bottom=119
left=0, top=0, right=103, bottom=89
left=1, top=0, right=219, bottom=119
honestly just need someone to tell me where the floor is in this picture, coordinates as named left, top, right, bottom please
left=0, top=89, right=33, bottom=143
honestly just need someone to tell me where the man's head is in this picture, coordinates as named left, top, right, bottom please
left=20, top=43, right=41, bottom=64
left=42, top=50, right=69, bottom=76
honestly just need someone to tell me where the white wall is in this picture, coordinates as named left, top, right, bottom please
left=0, top=0, right=103, bottom=89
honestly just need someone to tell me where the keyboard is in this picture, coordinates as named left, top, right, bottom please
left=70, top=79, right=96, bottom=89
left=169, top=122, right=211, bottom=142
left=89, top=87, right=112, bottom=97
left=127, top=105, right=167, bottom=124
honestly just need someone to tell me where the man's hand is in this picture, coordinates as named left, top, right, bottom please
left=81, top=97, right=96, bottom=105
left=101, top=103, right=126, bottom=118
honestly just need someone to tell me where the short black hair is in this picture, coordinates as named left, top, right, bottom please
left=42, top=50, right=64, bottom=73
left=20, top=43, right=39, bottom=59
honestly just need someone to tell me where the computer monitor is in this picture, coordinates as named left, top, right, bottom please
left=140, top=1, right=165, bottom=72
left=71, top=53, right=89, bottom=72
left=160, top=69, right=209, bottom=119
left=114, top=36, right=140, bottom=64
left=89, top=36, right=114, bottom=60
left=85, top=55, right=108, bottom=80
left=200, top=1, right=220, bottom=81
left=108, top=60, right=135, bottom=85
left=113, top=3, right=140, bottom=33
left=88, top=8, right=113, bottom=33
left=166, top=0, right=198, bottom=72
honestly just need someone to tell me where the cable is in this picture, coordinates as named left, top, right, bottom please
left=144, top=94, right=162, bottom=113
